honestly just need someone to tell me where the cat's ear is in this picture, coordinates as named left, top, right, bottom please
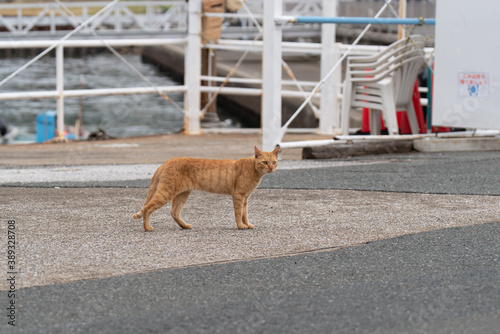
left=254, top=146, right=262, bottom=158
left=272, top=146, right=280, bottom=157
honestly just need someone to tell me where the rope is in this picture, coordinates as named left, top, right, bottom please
left=200, top=0, right=320, bottom=118
left=199, top=0, right=269, bottom=117
left=386, top=2, right=434, bottom=74
left=0, top=0, right=120, bottom=88
left=279, top=0, right=394, bottom=137
left=241, top=0, right=320, bottom=117
left=199, top=30, right=262, bottom=118
left=55, top=0, right=185, bottom=115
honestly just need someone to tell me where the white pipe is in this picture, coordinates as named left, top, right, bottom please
left=200, top=85, right=321, bottom=98
left=279, top=139, right=348, bottom=149
left=336, top=44, right=434, bottom=57
left=56, top=44, right=64, bottom=137
left=200, top=75, right=262, bottom=85
left=205, top=40, right=322, bottom=54
left=203, top=12, right=263, bottom=19
left=204, top=43, right=321, bottom=54
left=199, top=75, right=318, bottom=87
left=319, top=0, right=338, bottom=135
left=0, top=1, right=178, bottom=9
left=66, top=86, right=187, bottom=97
left=219, top=40, right=322, bottom=50
left=0, top=91, right=59, bottom=100
left=0, top=86, right=187, bottom=100
left=436, top=130, right=500, bottom=137
left=0, top=38, right=186, bottom=49
left=200, top=86, right=262, bottom=96
left=203, top=41, right=434, bottom=57
left=281, top=90, right=321, bottom=98
left=279, top=131, right=500, bottom=150
left=262, top=0, right=283, bottom=151
left=184, top=0, right=201, bottom=135
left=334, top=134, right=434, bottom=141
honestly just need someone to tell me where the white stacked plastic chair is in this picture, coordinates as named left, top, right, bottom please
left=341, top=36, right=426, bottom=135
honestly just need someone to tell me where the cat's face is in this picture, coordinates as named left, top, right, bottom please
left=254, top=147, right=279, bottom=174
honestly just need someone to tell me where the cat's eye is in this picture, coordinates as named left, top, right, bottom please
left=263, top=161, right=268, bottom=165
left=272, top=161, right=277, bottom=165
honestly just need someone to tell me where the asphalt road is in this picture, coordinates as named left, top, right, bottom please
left=8, top=222, right=500, bottom=333
left=2, top=152, right=500, bottom=195
left=263, top=151, right=500, bottom=195
left=1, top=150, right=499, bottom=333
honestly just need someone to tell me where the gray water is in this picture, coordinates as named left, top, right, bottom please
left=0, top=51, right=186, bottom=138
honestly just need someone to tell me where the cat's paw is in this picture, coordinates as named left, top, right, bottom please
left=182, top=224, right=193, bottom=229
left=246, top=223, right=254, bottom=229
left=144, top=226, right=154, bottom=232
left=237, top=225, right=248, bottom=230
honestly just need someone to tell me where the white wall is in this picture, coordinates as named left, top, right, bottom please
left=433, top=0, right=500, bottom=130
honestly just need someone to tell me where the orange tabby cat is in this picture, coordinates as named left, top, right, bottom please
left=133, top=146, right=279, bottom=232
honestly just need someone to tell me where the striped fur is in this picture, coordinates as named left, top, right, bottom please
left=133, top=146, right=279, bottom=231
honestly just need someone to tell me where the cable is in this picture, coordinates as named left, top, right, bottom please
left=280, top=0, right=394, bottom=137
left=55, top=0, right=185, bottom=114
left=0, top=0, right=120, bottom=88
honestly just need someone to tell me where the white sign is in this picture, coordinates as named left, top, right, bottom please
left=433, top=0, right=500, bottom=130
left=458, top=72, right=490, bottom=98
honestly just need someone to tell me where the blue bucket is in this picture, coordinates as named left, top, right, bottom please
left=36, top=111, right=56, bottom=143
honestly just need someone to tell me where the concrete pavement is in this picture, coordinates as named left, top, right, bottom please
left=0, top=133, right=499, bottom=333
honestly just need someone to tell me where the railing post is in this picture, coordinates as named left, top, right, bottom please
left=319, top=0, right=340, bottom=135
left=50, top=7, right=55, bottom=34
left=16, top=7, right=21, bottom=33
left=115, top=7, right=122, bottom=32
left=184, top=0, right=201, bottom=134
left=56, top=44, right=65, bottom=138
left=262, top=0, right=282, bottom=151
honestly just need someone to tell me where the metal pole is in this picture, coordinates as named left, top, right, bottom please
left=427, top=66, right=433, bottom=133
left=16, top=7, right=21, bottom=33
left=262, top=0, right=282, bottom=151
left=185, top=0, right=202, bottom=135
left=56, top=44, right=64, bottom=138
left=278, top=16, right=435, bottom=25
left=50, top=7, right=56, bottom=34
left=279, top=130, right=500, bottom=150
left=319, top=0, right=339, bottom=135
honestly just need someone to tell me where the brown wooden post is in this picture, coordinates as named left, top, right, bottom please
left=201, top=48, right=218, bottom=116
left=398, top=0, right=406, bottom=39
left=200, top=0, right=224, bottom=123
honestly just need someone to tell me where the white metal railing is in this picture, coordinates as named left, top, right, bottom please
left=0, top=0, right=434, bottom=39
left=0, top=0, right=436, bottom=144
left=0, top=38, right=187, bottom=137
left=0, top=0, right=323, bottom=39
left=260, top=0, right=436, bottom=150
left=0, top=1, right=188, bottom=36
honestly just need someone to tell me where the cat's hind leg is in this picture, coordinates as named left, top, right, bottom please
left=142, top=191, right=174, bottom=232
left=171, top=191, right=192, bottom=229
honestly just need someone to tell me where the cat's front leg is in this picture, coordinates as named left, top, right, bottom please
left=242, top=197, right=254, bottom=229
left=143, top=212, right=154, bottom=232
left=232, top=194, right=248, bottom=230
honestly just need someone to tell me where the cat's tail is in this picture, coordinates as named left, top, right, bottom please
left=132, top=167, right=162, bottom=219
left=132, top=210, right=143, bottom=219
